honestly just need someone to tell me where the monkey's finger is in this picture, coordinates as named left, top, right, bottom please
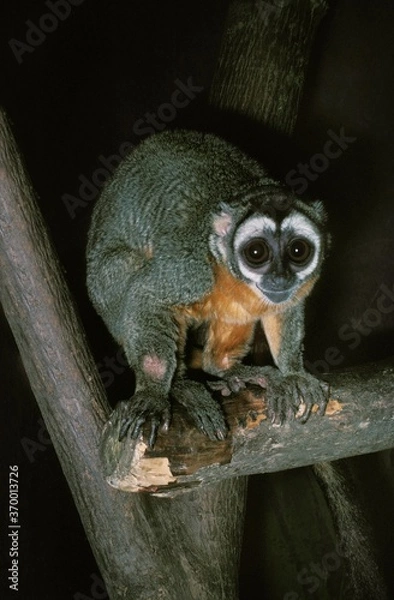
left=297, top=399, right=313, bottom=423
left=244, top=376, right=267, bottom=389
left=286, top=405, right=296, bottom=421
left=214, top=427, right=227, bottom=441
left=316, top=383, right=329, bottom=415
left=208, top=380, right=231, bottom=393
left=228, top=377, right=246, bottom=393
left=218, top=377, right=246, bottom=395
left=316, top=398, right=328, bottom=416
left=192, top=414, right=210, bottom=438
left=208, top=378, right=244, bottom=393
left=158, top=409, right=172, bottom=436
left=209, top=426, right=228, bottom=441
left=208, top=382, right=233, bottom=397
left=119, top=417, right=134, bottom=441
left=271, top=412, right=284, bottom=426
left=268, top=398, right=285, bottom=426
left=148, top=419, right=161, bottom=449
left=195, top=413, right=227, bottom=442
left=130, top=416, right=146, bottom=440
left=195, top=417, right=216, bottom=440
left=159, top=417, right=171, bottom=435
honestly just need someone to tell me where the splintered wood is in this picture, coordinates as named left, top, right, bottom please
left=100, top=386, right=345, bottom=495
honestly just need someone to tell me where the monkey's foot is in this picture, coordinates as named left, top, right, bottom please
left=171, top=378, right=228, bottom=442
left=115, top=391, right=171, bottom=448
left=209, top=365, right=328, bottom=425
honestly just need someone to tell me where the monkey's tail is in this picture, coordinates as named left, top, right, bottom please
left=313, top=461, right=387, bottom=600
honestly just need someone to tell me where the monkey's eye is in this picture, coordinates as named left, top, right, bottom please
left=287, top=238, right=313, bottom=265
left=242, top=238, right=271, bottom=267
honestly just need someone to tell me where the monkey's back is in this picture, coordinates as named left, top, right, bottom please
left=86, top=130, right=268, bottom=315
left=91, top=131, right=267, bottom=240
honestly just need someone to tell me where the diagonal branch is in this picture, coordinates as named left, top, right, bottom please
left=0, top=0, right=333, bottom=598
left=0, top=109, right=245, bottom=600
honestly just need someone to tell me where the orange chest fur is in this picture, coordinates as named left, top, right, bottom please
left=181, top=263, right=267, bottom=325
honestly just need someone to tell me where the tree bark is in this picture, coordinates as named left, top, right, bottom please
left=101, top=360, right=394, bottom=496
left=0, top=1, right=330, bottom=598
left=0, top=109, right=246, bottom=600
left=209, top=0, right=329, bottom=136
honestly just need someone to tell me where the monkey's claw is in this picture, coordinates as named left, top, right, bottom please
left=208, top=374, right=267, bottom=397
left=114, top=392, right=171, bottom=448
left=264, top=371, right=328, bottom=425
left=171, top=378, right=228, bottom=442
left=209, top=365, right=328, bottom=425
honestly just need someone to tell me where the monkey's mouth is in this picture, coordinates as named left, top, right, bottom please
left=260, top=288, right=295, bottom=304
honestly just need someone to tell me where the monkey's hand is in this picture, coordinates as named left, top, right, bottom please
left=115, top=391, right=171, bottom=449
left=171, top=378, right=228, bottom=442
left=209, top=365, right=328, bottom=425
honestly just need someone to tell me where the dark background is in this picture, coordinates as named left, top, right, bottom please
left=1, top=1, right=394, bottom=598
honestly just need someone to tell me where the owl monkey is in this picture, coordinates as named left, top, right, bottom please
left=86, top=130, right=329, bottom=447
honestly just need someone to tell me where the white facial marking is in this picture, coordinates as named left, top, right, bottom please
left=281, top=213, right=321, bottom=278
left=234, top=211, right=322, bottom=287
left=234, top=215, right=277, bottom=284
left=234, top=215, right=276, bottom=250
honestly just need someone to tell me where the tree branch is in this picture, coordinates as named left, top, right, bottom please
left=101, top=359, right=394, bottom=497
left=209, top=0, right=329, bottom=135
left=0, top=109, right=246, bottom=600
left=0, top=0, right=331, bottom=598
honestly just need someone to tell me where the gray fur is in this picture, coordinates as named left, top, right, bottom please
left=87, top=132, right=383, bottom=598
left=86, top=130, right=329, bottom=445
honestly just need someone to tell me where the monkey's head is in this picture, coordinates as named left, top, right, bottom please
left=210, top=185, right=329, bottom=308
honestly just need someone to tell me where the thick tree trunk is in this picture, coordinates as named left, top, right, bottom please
left=0, top=1, right=329, bottom=598
left=210, top=0, right=328, bottom=136
left=0, top=108, right=246, bottom=600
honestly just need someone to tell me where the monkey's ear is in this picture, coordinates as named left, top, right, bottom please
left=210, top=204, right=234, bottom=263
left=310, top=199, right=328, bottom=223
left=212, top=203, right=233, bottom=238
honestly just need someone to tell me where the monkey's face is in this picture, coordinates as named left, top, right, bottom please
left=233, top=210, right=324, bottom=306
